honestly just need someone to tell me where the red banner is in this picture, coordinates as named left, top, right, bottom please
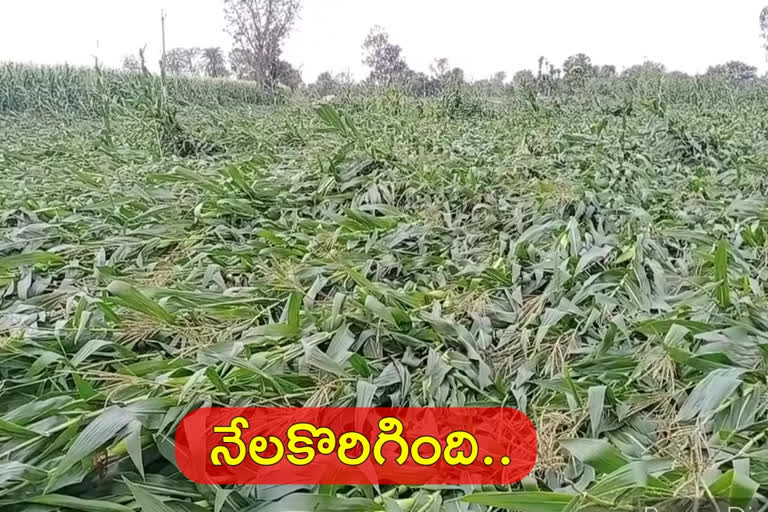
left=175, top=407, right=537, bottom=485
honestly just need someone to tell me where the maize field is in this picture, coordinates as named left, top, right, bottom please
left=1, top=64, right=768, bottom=511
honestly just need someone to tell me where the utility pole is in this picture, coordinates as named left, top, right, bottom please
left=160, top=10, right=167, bottom=78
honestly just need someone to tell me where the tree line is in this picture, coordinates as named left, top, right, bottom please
left=122, top=1, right=768, bottom=93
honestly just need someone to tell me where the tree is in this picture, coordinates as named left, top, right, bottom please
left=563, top=53, right=595, bottom=82
left=312, top=71, right=354, bottom=95
left=229, top=48, right=300, bottom=87
left=474, top=71, right=507, bottom=94
left=621, top=60, right=666, bottom=78
left=223, top=0, right=302, bottom=86
left=228, top=48, right=252, bottom=79
left=427, top=57, right=464, bottom=89
left=201, top=47, right=229, bottom=78
left=314, top=71, right=338, bottom=95
left=402, top=70, right=435, bottom=96
left=491, top=71, right=507, bottom=85
left=122, top=54, right=141, bottom=72
left=273, top=59, right=303, bottom=89
left=165, top=47, right=202, bottom=75
left=445, top=67, right=465, bottom=84
left=596, top=64, right=616, bottom=78
left=537, top=56, right=560, bottom=81
left=362, top=26, right=410, bottom=85
left=761, top=7, right=768, bottom=53
left=430, top=57, right=450, bottom=79
left=666, top=70, right=690, bottom=81
left=512, top=70, right=535, bottom=89
left=705, top=61, right=757, bottom=82
left=537, top=56, right=548, bottom=78
left=335, top=71, right=354, bottom=86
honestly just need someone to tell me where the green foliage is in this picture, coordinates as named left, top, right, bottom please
left=223, top=0, right=302, bottom=86
left=1, top=66, right=768, bottom=512
left=0, top=63, right=267, bottom=115
left=562, top=53, right=595, bottom=84
left=362, top=25, right=411, bottom=85
left=705, top=61, right=758, bottom=83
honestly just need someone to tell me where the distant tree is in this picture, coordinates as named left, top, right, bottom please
left=473, top=71, right=507, bottom=94
left=165, top=47, right=202, bottom=75
left=537, top=56, right=548, bottom=79
left=761, top=7, right=768, bottom=53
left=512, top=69, right=535, bottom=88
left=314, top=71, right=338, bottom=95
left=537, top=56, right=560, bottom=81
left=446, top=67, right=465, bottom=84
left=228, top=48, right=252, bottom=79
left=335, top=71, right=354, bottom=86
left=596, top=64, right=616, bottom=78
left=491, top=71, right=507, bottom=85
left=706, top=61, right=757, bottom=82
left=273, top=59, right=303, bottom=89
left=666, top=70, right=690, bottom=80
left=362, top=26, right=410, bottom=85
left=563, top=53, right=595, bottom=82
left=312, top=70, right=355, bottom=95
left=122, top=54, right=141, bottom=72
left=229, top=47, right=301, bottom=88
left=201, top=47, right=229, bottom=78
left=534, top=57, right=561, bottom=95
left=315, top=72, right=333, bottom=84
left=403, top=70, right=437, bottom=96
left=427, top=57, right=465, bottom=89
left=223, top=0, right=302, bottom=86
left=430, top=57, right=450, bottom=79
left=621, top=60, right=666, bottom=77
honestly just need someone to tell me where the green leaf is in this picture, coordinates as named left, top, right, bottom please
left=356, top=380, right=377, bottom=407
left=463, top=491, right=574, bottom=512
left=588, top=461, right=649, bottom=498
left=26, top=351, right=64, bottom=377
left=677, top=368, right=745, bottom=421
left=205, top=367, right=230, bottom=394
left=714, top=239, right=730, bottom=308
left=587, top=385, right=607, bottom=437
left=24, top=494, right=132, bottom=512
left=71, top=338, right=135, bottom=367
left=124, top=422, right=145, bottom=479
left=560, top=438, right=630, bottom=473
left=243, top=322, right=302, bottom=340
left=260, top=493, right=382, bottom=511
left=0, top=461, right=46, bottom=486
left=286, top=291, right=302, bottom=328
left=0, top=417, right=43, bottom=439
left=214, top=489, right=234, bottom=512
left=73, top=374, right=99, bottom=400
left=365, top=295, right=397, bottom=325
left=304, top=346, right=348, bottom=377
left=710, top=461, right=759, bottom=507
left=107, top=280, right=176, bottom=325
left=730, top=459, right=759, bottom=506
left=0, top=251, right=63, bottom=269
left=575, top=245, right=613, bottom=275
left=125, top=478, right=176, bottom=512
left=51, top=406, right=136, bottom=484
left=315, top=104, right=351, bottom=137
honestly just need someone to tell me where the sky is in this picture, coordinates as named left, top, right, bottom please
left=2, top=1, right=767, bottom=82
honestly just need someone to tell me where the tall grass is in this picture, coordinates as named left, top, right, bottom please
left=0, top=63, right=268, bottom=115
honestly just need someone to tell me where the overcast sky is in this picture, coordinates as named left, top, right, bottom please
left=2, top=1, right=767, bottom=81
